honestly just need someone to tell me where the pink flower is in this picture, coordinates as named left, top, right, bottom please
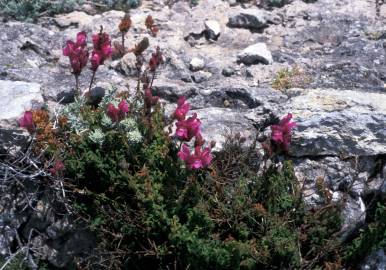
left=107, top=104, right=120, bottom=123
left=174, top=96, right=190, bottom=121
left=91, top=31, right=112, bottom=71
left=118, top=100, right=129, bottom=114
left=49, top=160, right=65, bottom=176
left=90, top=51, right=102, bottom=71
left=76, top=31, right=87, bottom=47
left=175, top=113, right=201, bottom=141
left=270, top=113, right=297, bottom=152
left=18, top=111, right=35, bottom=133
left=63, top=31, right=89, bottom=76
left=106, top=100, right=129, bottom=123
left=178, top=144, right=213, bottom=170
left=144, top=88, right=159, bottom=107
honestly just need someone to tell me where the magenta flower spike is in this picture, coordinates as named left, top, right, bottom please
left=107, top=103, right=120, bottom=123
left=175, top=113, right=201, bottom=142
left=118, top=100, right=129, bottom=115
left=63, top=31, right=89, bottom=76
left=106, top=100, right=129, bottom=123
left=178, top=144, right=213, bottom=170
left=270, top=113, right=297, bottom=152
left=144, top=88, right=159, bottom=107
left=91, top=31, right=112, bottom=71
left=18, top=111, right=35, bottom=134
left=49, top=160, right=65, bottom=176
left=174, top=96, right=191, bottom=121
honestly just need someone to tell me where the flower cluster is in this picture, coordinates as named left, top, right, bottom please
left=18, top=111, right=35, bottom=134
left=266, top=113, right=297, bottom=154
left=174, top=96, right=213, bottom=170
left=91, top=30, right=113, bottom=71
left=119, top=13, right=132, bottom=34
left=174, top=96, right=190, bottom=121
left=106, top=100, right=129, bottom=123
left=145, top=15, right=159, bottom=36
left=63, top=30, right=112, bottom=93
left=271, top=113, right=297, bottom=151
left=149, top=46, right=163, bottom=72
left=178, top=144, right=212, bottom=170
left=144, top=88, right=159, bottom=107
left=175, top=113, right=201, bottom=141
left=63, top=31, right=89, bottom=76
left=49, top=160, right=65, bottom=176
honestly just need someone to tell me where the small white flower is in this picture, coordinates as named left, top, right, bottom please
left=127, top=129, right=142, bottom=144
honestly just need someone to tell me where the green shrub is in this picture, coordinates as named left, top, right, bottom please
left=0, top=0, right=79, bottom=21
left=0, top=0, right=140, bottom=21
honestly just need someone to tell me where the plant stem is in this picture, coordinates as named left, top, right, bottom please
left=121, top=32, right=125, bottom=49
left=89, top=70, right=96, bottom=91
left=75, top=75, right=80, bottom=96
left=150, top=71, right=156, bottom=89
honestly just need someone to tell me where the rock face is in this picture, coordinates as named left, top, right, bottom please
left=287, top=88, right=386, bottom=157
left=237, top=43, right=273, bottom=65
left=0, top=80, right=43, bottom=127
left=0, top=80, right=43, bottom=153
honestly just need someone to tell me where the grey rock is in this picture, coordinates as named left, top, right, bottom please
left=54, top=11, right=93, bottom=28
left=180, top=72, right=193, bottom=82
left=332, top=192, right=366, bottom=241
left=0, top=80, right=43, bottom=127
left=228, top=9, right=270, bottom=30
left=192, top=71, right=212, bottom=83
left=193, top=107, right=256, bottom=151
left=0, top=80, right=43, bottom=154
left=361, top=249, right=386, bottom=270
left=189, top=57, right=205, bottom=71
left=204, top=20, right=221, bottom=41
left=237, top=43, right=273, bottom=65
left=222, top=67, right=235, bottom=77
left=286, top=88, right=386, bottom=157
left=115, top=52, right=138, bottom=77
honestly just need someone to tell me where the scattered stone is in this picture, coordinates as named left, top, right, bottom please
left=222, top=67, right=235, bottom=77
left=204, top=20, right=221, bottom=41
left=113, top=52, right=138, bottom=76
left=85, top=87, right=106, bottom=107
left=54, top=11, right=93, bottom=28
left=180, top=72, right=193, bottom=82
left=228, top=9, right=270, bottom=30
left=189, top=57, right=205, bottom=71
left=192, top=71, right=212, bottom=83
left=237, top=43, right=273, bottom=65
